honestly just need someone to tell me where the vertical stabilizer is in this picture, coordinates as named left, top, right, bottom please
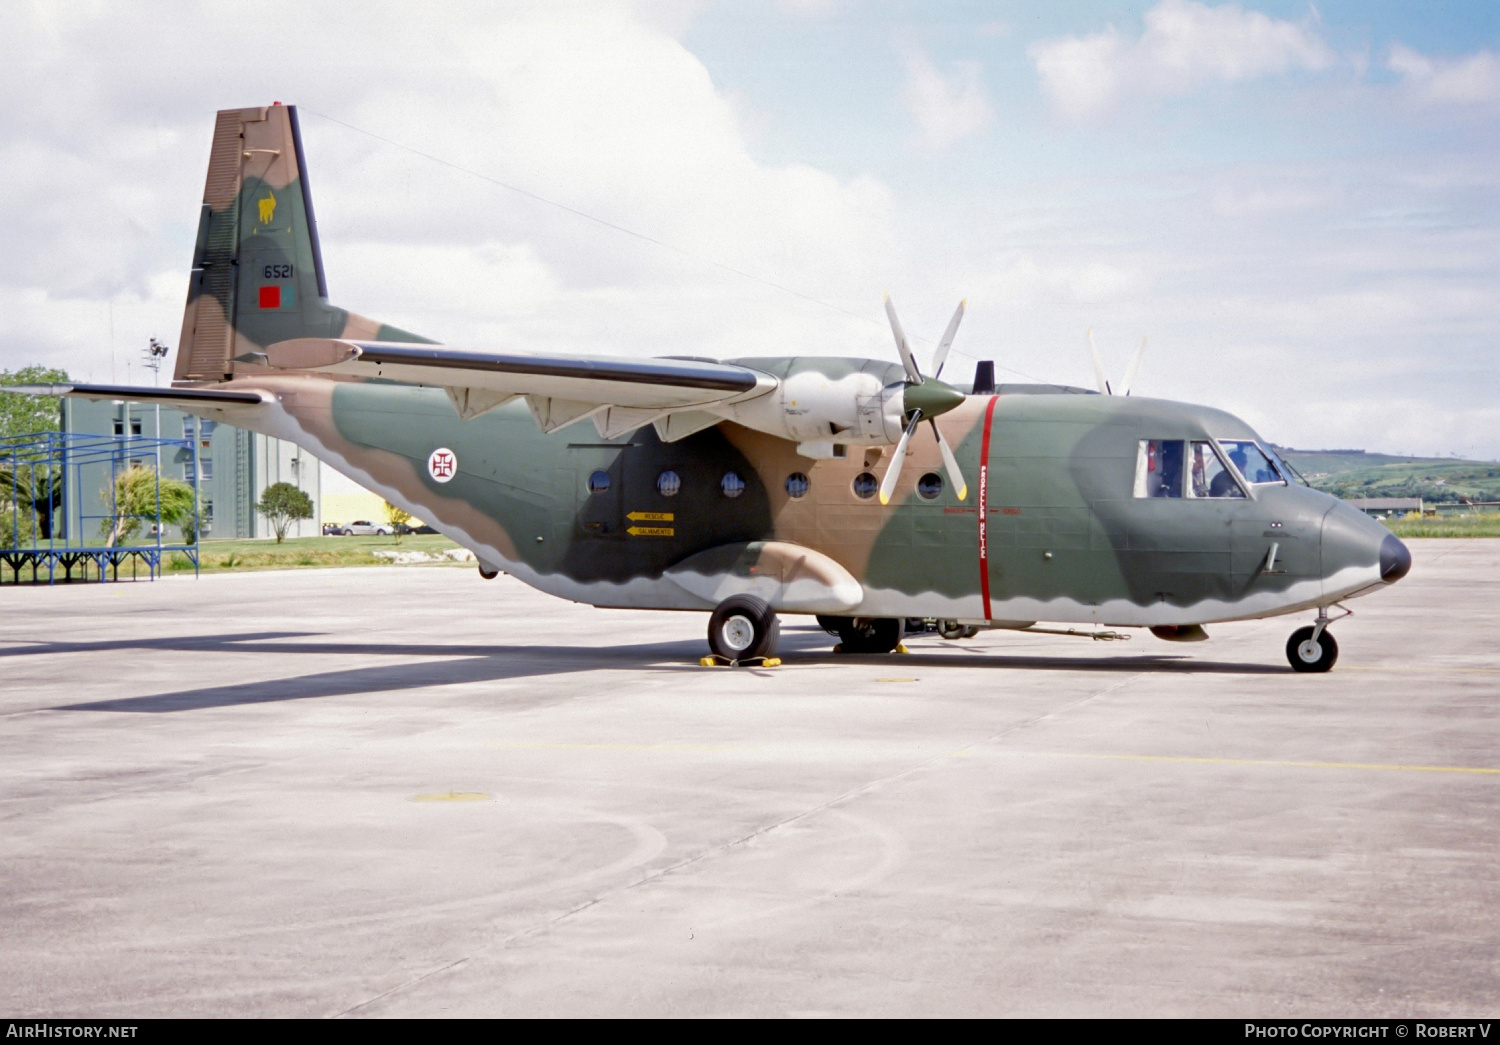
left=175, top=103, right=428, bottom=383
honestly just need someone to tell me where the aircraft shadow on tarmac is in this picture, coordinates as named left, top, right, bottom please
left=9, top=626, right=1283, bottom=715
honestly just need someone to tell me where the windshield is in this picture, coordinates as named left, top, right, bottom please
left=1218, top=439, right=1285, bottom=485
left=1190, top=441, right=1245, bottom=498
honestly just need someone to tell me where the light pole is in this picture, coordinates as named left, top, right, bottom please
left=144, top=338, right=170, bottom=547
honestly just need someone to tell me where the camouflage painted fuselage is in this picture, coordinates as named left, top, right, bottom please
left=210, top=371, right=1397, bottom=628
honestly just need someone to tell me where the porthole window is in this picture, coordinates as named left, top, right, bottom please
left=852, top=472, right=878, bottom=500
left=785, top=472, right=810, bottom=499
left=657, top=470, right=681, bottom=497
left=721, top=471, right=745, bottom=499
left=916, top=472, right=943, bottom=500
left=587, top=469, right=610, bottom=494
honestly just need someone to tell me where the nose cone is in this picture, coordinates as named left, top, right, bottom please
left=1380, top=533, right=1412, bottom=583
left=903, top=379, right=966, bottom=419
left=1320, top=501, right=1414, bottom=596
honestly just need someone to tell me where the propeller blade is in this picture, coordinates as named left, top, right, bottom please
left=879, top=410, right=922, bottom=505
left=1087, top=328, right=1113, bottom=395
left=930, top=299, right=966, bottom=380
left=930, top=419, right=968, bottom=501
left=884, top=294, right=924, bottom=385
left=1120, top=336, right=1147, bottom=397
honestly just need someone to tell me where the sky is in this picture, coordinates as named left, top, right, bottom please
left=1, top=0, right=1496, bottom=458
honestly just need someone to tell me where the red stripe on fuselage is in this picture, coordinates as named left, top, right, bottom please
left=977, top=395, right=999, bottom=620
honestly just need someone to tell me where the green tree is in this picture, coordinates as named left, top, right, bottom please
left=99, top=465, right=196, bottom=548
left=0, top=366, right=69, bottom=441
left=383, top=500, right=412, bottom=543
left=256, top=481, right=313, bottom=544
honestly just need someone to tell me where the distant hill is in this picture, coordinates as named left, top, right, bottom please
left=1273, top=447, right=1500, bottom=505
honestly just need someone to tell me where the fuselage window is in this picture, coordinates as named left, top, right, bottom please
left=721, top=471, right=745, bottom=498
left=657, top=470, right=681, bottom=497
left=785, top=472, right=810, bottom=499
left=916, top=472, right=943, bottom=500
left=1134, top=439, right=1184, bottom=498
left=587, top=469, right=611, bottom=495
left=1190, top=441, right=1246, bottom=498
left=852, top=472, right=878, bottom=500
left=1218, top=439, right=1284, bottom=485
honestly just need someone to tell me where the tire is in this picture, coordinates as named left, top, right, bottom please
left=835, top=617, right=905, bottom=654
left=938, top=620, right=966, bottom=640
left=708, top=595, right=780, bottom=662
left=341, top=529, right=353, bottom=536
left=1287, top=626, right=1338, bottom=673
left=478, top=564, right=499, bottom=580
left=816, top=614, right=845, bottom=638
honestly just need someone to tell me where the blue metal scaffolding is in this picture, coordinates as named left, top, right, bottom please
left=1, top=429, right=200, bottom=584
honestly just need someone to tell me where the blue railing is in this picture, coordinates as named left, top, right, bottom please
left=1, top=429, right=200, bottom=584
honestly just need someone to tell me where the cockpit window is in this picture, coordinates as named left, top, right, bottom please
left=1219, top=439, right=1285, bottom=485
left=1190, top=441, right=1246, bottom=498
left=1135, top=439, right=1184, bottom=498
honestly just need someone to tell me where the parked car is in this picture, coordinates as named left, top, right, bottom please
left=335, top=520, right=392, bottom=536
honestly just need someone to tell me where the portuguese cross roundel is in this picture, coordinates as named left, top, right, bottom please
left=427, top=447, right=457, bottom=483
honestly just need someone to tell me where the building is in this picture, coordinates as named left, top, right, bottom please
left=1345, top=497, right=1423, bottom=517
left=60, top=397, right=319, bottom=540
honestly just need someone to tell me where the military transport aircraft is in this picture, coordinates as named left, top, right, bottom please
left=26, top=103, right=1411, bottom=672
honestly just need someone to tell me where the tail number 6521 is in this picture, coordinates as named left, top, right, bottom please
left=262, top=263, right=294, bottom=279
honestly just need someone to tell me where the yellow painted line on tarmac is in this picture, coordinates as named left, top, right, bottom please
left=1030, top=751, right=1500, bottom=776
left=874, top=677, right=920, bottom=683
left=492, top=742, right=734, bottom=752
left=411, top=791, right=492, bottom=802
left=1337, top=665, right=1500, bottom=675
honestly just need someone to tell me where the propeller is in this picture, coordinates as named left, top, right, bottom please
left=879, top=296, right=969, bottom=505
left=1087, top=329, right=1148, bottom=396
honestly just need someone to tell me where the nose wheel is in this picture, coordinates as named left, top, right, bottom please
left=1286, top=626, right=1338, bottom=672
left=1286, top=606, right=1348, bottom=673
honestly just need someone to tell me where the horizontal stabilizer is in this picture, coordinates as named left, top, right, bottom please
left=9, top=383, right=268, bottom=407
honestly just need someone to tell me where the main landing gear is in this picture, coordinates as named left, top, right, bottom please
left=706, top=595, right=781, bottom=665
left=1286, top=606, right=1349, bottom=673
left=819, top=616, right=906, bottom=654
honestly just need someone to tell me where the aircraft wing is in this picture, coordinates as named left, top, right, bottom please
left=259, top=338, right=774, bottom=436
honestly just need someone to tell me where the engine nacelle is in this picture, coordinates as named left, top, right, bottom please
left=720, top=357, right=908, bottom=446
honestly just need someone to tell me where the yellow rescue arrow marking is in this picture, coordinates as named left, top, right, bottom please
left=627, top=526, right=674, bottom=537
left=626, top=511, right=674, bottom=522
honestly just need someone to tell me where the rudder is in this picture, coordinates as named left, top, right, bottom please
left=175, top=103, right=428, bottom=383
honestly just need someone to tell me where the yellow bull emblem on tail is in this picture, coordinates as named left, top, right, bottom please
left=257, top=194, right=276, bottom=224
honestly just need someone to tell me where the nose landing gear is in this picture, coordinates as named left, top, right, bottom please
left=1286, top=605, right=1350, bottom=673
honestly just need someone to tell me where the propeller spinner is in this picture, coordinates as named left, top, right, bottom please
left=879, top=296, right=969, bottom=505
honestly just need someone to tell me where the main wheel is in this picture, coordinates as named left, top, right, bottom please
left=835, top=617, right=905, bottom=654
left=1286, top=626, right=1338, bottom=673
left=708, top=595, right=780, bottom=662
left=816, top=614, right=845, bottom=638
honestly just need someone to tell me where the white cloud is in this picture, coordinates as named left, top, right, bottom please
left=1388, top=43, right=1500, bottom=106
left=1030, top=0, right=1334, bottom=118
left=900, top=49, right=993, bottom=149
left=0, top=0, right=899, bottom=382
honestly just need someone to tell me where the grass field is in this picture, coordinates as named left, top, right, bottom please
left=1381, top=513, right=1500, bottom=538
left=164, top=534, right=473, bottom=574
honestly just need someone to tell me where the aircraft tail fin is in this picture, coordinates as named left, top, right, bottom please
left=175, top=103, right=429, bottom=383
